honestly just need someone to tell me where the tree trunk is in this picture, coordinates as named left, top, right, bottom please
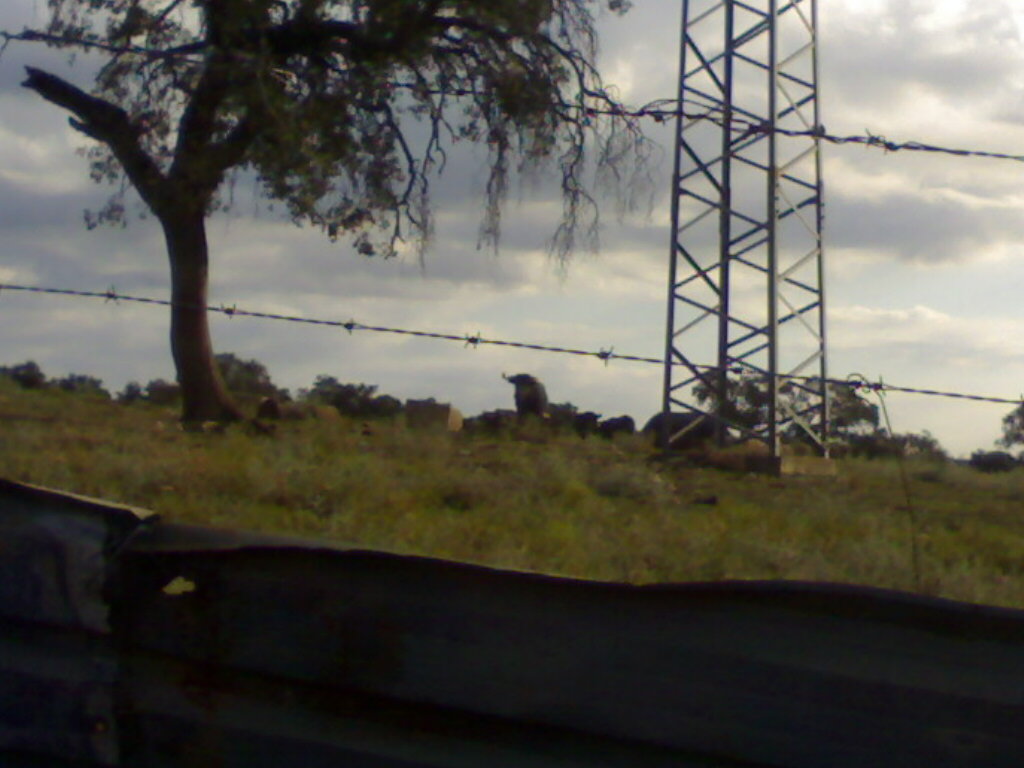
left=159, top=209, right=243, bottom=423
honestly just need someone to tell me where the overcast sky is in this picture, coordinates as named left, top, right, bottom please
left=2, top=0, right=1024, bottom=456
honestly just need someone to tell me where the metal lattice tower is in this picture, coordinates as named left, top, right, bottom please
left=662, top=0, right=828, bottom=456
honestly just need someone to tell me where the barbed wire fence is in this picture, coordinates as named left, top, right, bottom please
left=588, top=96, right=1024, bottom=164
left=1, top=101, right=1023, bottom=442
left=2, top=283, right=1021, bottom=416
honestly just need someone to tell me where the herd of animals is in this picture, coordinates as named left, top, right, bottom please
left=257, top=372, right=714, bottom=449
left=496, top=372, right=638, bottom=440
left=255, top=372, right=1021, bottom=469
left=496, top=373, right=714, bottom=447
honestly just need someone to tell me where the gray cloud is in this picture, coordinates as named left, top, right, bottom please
left=827, top=182, right=1024, bottom=264
left=822, top=1, right=1024, bottom=117
left=0, top=174, right=116, bottom=231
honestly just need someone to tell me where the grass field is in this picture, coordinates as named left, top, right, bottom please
left=3, top=376, right=1024, bottom=609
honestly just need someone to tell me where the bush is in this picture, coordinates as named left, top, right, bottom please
left=144, top=378, right=181, bottom=405
left=969, top=451, right=1018, bottom=473
left=215, top=353, right=288, bottom=400
left=117, top=381, right=145, bottom=404
left=367, top=394, right=403, bottom=417
left=1, top=361, right=47, bottom=389
left=302, top=376, right=402, bottom=418
left=833, top=429, right=947, bottom=461
left=53, top=374, right=110, bottom=399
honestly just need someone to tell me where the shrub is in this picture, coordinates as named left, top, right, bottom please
left=303, top=376, right=402, bottom=418
left=117, top=381, right=144, bottom=404
left=1, top=361, right=47, bottom=389
left=969, top=451, right=1018, bottom=473
left=53, top=374, right=110, bottom=399
left=833, top=430, right=947, bottom=461
left=367, top=394, right=403, bottom=417
left=215, top=353, right=289, bottom=400
left=144, top=379, right=181, bottom=405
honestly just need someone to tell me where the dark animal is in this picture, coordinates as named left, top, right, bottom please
left=598, top=415, right=635, bottom=439
left=256, top=396, right=282, bottom=420
left=969, top=450, right=1018, bottom=473
left=642, top=411, right=715, bottom=450
left=574, top=411, right=602, bottom=438
left=503, top=373, right=548, bottom=420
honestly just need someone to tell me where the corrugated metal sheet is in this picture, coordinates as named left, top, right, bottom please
left=3, top=477, right=1024, bottom=766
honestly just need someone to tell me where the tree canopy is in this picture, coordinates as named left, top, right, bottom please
left=692, top=369, right=879, bottom=443
left=999, top=402, right=1024, bottom=450
left=2, top=0, right=650, bottom=421
left=7, top=0, right=647, bottom=257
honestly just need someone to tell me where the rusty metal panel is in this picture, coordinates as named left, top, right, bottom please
left=4, top=478, right=1024, bottom=766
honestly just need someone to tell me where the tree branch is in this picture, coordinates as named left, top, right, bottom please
left=21, top=66, right=168, bottom=212
left=204, top=116, right=259, bottom=180
left=170, top=62, right=232, bottom=184
left=3, top=28, right=206, bottom=58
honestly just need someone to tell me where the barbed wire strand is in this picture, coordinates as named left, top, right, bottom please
left=581, top=98, right=1024, bottom=164
left=3, top=282, right=1021, bottom=411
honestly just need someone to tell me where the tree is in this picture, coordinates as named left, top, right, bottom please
left=693, top=371, right=879, bottom=441
left=693, top=370, right=771, bottom=432
left=3, top=1, right=647, bottom=423
left=999, top=402, right=1024, bottom=449
left=798, top=380, right=878, bottom=440
left=690, top=370, right=952, bottom=459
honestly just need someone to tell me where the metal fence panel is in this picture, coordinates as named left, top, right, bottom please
left=3, top=478, right=1024, bottom=766
left=0, top=479, right=151, bottom=765
left=0, top=478, right=151, bottom=631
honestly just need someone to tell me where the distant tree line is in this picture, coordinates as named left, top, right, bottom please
left=0, top=361, right=110, bottom=398
left=6, top=357, right=1024, bottom=463
left=0, top=356, right=404, bottom=419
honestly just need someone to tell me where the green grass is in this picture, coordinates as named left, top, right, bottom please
left=4, top=376, right=1024, bottom=609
